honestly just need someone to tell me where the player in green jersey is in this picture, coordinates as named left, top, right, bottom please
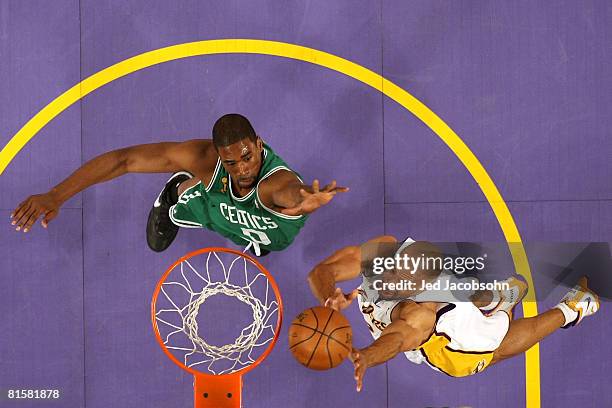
left=11, top=114, right=347, bottom=256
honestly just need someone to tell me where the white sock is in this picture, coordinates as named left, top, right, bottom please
left=555, top=303, right=578, bottom=327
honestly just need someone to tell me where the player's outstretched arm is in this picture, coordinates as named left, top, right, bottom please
left=307, top=235, right=397, bottom=310
left=10, top=140, right=213, bottom=232
left=260, top=170, right=348, bottom=216
left=351, top=301, right=435, bottom=392
left=307, top=244, right=361, bottom=309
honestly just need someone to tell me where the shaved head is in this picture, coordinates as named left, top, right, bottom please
left=212, top=114, right=257, bottom=149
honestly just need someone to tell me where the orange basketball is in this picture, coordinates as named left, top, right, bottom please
left=288, top=306, right=352, bottom=370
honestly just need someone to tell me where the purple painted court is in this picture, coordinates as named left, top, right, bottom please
left=1, top=1, right=611, bottom=407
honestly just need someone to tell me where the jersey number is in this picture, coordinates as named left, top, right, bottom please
left=241, top=228, right=272, bottom=246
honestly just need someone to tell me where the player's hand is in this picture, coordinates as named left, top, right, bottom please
left=280, top=179, right=348, bottom=216
left=350, top=348, right=368, bottom=392
left=11, top=193, right=61, bottom=232
left=324, top=287, right=358, bottom=311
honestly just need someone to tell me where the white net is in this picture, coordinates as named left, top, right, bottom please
left=154, top=250, right=280, bottom=375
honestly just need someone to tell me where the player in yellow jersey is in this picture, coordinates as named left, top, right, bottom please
left=307, top=236, right=600, bottom=391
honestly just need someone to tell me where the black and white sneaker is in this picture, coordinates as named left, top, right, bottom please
left=146, top=172, right=193, bottom=252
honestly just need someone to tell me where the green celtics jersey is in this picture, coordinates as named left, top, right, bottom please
left=169, top=145, right=308, bottom=252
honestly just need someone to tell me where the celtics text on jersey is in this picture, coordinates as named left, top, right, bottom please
left=169, top=145, right=308, bottom=253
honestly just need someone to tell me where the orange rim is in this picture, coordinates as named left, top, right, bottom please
left=151, top=247, right=283, bottom=379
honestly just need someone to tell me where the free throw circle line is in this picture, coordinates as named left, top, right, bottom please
left=0, top=39, right=539, bottom=407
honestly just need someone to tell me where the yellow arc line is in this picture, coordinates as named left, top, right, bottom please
left=0, top=38, right=540, bottom=407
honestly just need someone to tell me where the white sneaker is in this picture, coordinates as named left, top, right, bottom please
left=483, top=276, right=528, bottom=316
left=555, top=277, right=600, bottom=328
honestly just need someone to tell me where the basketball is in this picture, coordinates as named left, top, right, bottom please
left=288, top=306, right=352, bottom=370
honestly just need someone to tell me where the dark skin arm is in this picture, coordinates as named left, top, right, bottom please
left=11, top=139, right=216, bottom=232
left=351, top=301, right=436, bottom=392
left=307, top=244, right=362, bottom=308
left=307, top=235, right=398, bottom=310
left=258, top=170, right=349, bottom=216
left=308, top=234, right=439, bottom=392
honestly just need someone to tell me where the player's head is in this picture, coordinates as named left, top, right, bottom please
left=378, top=241, right=443, bottom=300
left=212, top=114, right=263, bottom=189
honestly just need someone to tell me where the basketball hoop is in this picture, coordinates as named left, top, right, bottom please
left=151, top=247, right=283, bottom=407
